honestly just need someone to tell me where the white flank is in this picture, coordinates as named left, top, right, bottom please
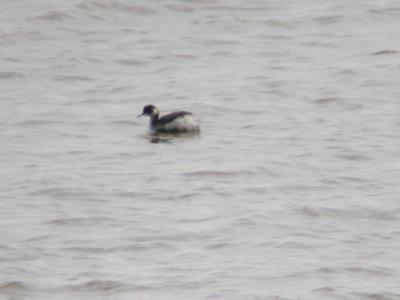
left=162, top=115, right=199, bottom=132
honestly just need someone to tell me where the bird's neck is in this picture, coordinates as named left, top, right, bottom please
left=150, top=113, right=159, bottom=127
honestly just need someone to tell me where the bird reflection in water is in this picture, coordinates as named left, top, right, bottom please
left=147, top=131, right=200, bottom=144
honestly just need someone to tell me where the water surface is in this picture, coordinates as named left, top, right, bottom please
left=1, top=0, right=400, bottom=299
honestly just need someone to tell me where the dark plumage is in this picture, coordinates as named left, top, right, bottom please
left=158, top=111, right=192, bottom=125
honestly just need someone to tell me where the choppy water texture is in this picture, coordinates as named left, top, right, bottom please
left=1, top=0, right=400, bottom=299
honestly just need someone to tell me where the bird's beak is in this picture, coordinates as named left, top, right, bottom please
left=137, top=113, right=144, bottom=118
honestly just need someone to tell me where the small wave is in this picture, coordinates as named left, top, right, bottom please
left=182, top=0, right=217, bottom=4
left=372, top=49, right=398, bottom=56
left=77, top=1, right=158, bottom=15
left=15, top=119, right=63, bottom=126
left=68, top=280, right=127, bottom=292
left=164, top=4, right=195, bottom=13
left=4, top=57, right=21, bottom=62
left=0, top=281, right=29, bottom=292
left=0, top=30, right=48, bottom=41
left=313, top=15, right=344, bottom=25
left=47, top=216, right=112, bottom=226
left=369, top=6, right=400, bottom=16
left=80, top=97, right=108, bottom=103
left=203, top=39, right=240, bottom=46
left=60, top=133, right=90, bottom=139
left=66, top=150, right=92, bottom=155
left=205, top=242, right=230, bottom=250
left=105, top=85, right=133, bottom=94
left=114, top=58, right=148, bottom=66
left=244, top=187, right=269, bottom=194
left=183, top=170, right=255, bottom=177
left=0, top=71, right=23, bottom=79
left=301, top=41, right=333, bottom=48
left=312, top=286, right=335, bottom=292
left=112, top=191, right=142, bottom=198
left=275, top=241, right=314, bottom=249
left=178, top=215, right=217, bottom=224
left=209, top=50, right=231, bottom=57
left=135, top=38, right=157, bottom=44
left=203, top=5, right=273, bottom=12
left=256, top=33, right=290, bottom=41
left=346, top=266, right=394, bottom=277
left=316, top=267, right=337, bottom=274
left=351, top=292, right=400, bottom=300
left=337, top=68, right=357, bottom=75
left=170, top=53, right=198, bottom=60
left=300, top=206, right=399, bottom=221
left=313, top=97, right=342, bottom=105
left=34, top=10, right=72, bottom=21
left=263, top=19, right=294, bottom=29
left=108, top=119, right=134, bottom=126
left=313, top=97, right=363, bottom=111
left=335, top=153, right=371, bottom=161
left=29, top=187, right=89, bottom=200
left=24, top=234, right=57, bottom=242
left=84, top=56, right=102, bottom=63
left=118, top=242, right=174, bottom=251
left=63, top=246, right=114, bottom=254
left=54, top=75, right=96, bottom=82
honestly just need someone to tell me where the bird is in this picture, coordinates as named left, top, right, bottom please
left=138, top=105, right=200, bottom=133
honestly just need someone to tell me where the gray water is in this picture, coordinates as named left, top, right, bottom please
left=1, top=1, right=400, bottom=299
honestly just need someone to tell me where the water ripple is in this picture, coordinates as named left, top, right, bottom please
left=67, top=280, right=128, bottom=292
left=300, top=206, right=399, bottom=221
left=0, top=281, right=29, bottom=293
left=0, top=71, right=24, bottom=79
left=372, top=49, right=398, bottom=56
left=77, top=1, right=158, bottom=15
left=34, top=10, right=73, bottom=21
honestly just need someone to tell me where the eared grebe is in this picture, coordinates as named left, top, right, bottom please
left=138, top=105, right=200, bottom=133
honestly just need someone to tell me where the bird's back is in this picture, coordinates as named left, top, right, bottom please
left=156, top=111, right=199, bottom=133
left=158, top=111, right=191, bottom=125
